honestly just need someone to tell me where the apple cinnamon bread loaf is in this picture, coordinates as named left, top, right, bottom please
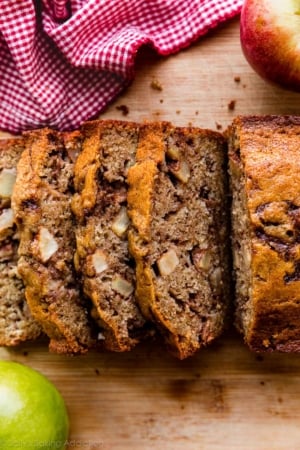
left=228, top=115, right=300, bottom=352
left=127, top=123, right=230, bottom=359
left=72, top=120, right=149, bottom=352
left=0, top=138, right=41, bottom=346
left=12, top=129, right=96, bottom=354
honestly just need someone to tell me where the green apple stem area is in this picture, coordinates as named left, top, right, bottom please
left=240, top=0, right=300, bottom=92
left=0, top=361, right=69, bottom=450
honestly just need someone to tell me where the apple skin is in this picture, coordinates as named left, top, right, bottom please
left=0, top=361, right=69, bottom=449
left=240, top=0, right=300, bottom=92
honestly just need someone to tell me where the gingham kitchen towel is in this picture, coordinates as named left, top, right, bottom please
left=0, top=0, right=243, bottom=133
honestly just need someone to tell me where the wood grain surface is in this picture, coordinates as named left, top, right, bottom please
left=2, top=17, right=300, bottom=450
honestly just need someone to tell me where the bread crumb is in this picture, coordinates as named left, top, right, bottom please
left=195, top=111, right=199, bottom=116
left=228, top=100, right=236, bottom=111
left=150, top=79, right=163, bottom=91
left=215, top=122, right=223, bottom=130
left=160, top=99, right=164, bottom=103
left=116, top=104, right=129, bottom=116
left=234, top=76, right=241, bottom=83
left=176, top=110, right=181, bottom=115
left=262, top=338, right=270, bottom=348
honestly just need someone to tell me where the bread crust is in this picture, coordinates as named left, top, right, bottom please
left=12, top=129, right=95, bottom=354
left=229, top=115, right=300, bottom=352
left=0, top=138, right=41, bottom=345
left=72, top=120, right=150, bottom=351
left=128, top=123, right=230, bottom=359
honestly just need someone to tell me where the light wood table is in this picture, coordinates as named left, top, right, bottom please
left=2, top=16, right=300, bottom=450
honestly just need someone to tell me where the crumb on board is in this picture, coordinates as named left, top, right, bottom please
left=116, top=104, right=129, bottom=116
left=150, top=79, right=163, bottom=91
left=215, top=122, right=222, bottom=130
left=195, top=110, right=199, bottom=115
left=152, top=111, right=161, bottom=117
left=234, top=76, right=241, bottom=83
left=176, top=110, right=181, bottom=115
left=228, top=100, right=236, bottom=111
left=160, top=99, right=164, bottom=103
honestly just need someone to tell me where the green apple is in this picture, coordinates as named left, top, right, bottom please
left=0, top=361, right=69, bottom=450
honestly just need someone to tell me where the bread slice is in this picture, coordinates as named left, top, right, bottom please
left=228, top=115, right=300, bottom=352
left=0, top=138, right=41, bottom=346
left=72, top=120, right=150, bottom=351
left=127, top=123, right=230, bottom=359
left=11, top=129, right=96, bottom=354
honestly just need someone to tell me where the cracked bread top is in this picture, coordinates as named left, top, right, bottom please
left=228, top=115, right=300, bottom=351
left=11, top=129, right=96, bottom=354
left=127, top=123, right=230, bottom=359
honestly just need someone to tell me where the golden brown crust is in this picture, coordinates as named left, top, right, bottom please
left=128, top=123, right=230, bottom=359
left=127, top=123, right=166, bottom=320
left=229, top=115, right=300, bottom=352
left=72, top=119, right=150, bottom=352
left=12, top=129, right=95, bottom=354
left=127, top=124, right=166, bottom=242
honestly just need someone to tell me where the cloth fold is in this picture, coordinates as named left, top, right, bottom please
left=0, top=0, right=243, bottom=133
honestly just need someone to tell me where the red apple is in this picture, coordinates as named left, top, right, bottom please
left=240, top=0, right=300, bottom=92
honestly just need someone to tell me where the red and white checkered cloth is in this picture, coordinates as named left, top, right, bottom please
left=0, top=0, right=243, bottom=133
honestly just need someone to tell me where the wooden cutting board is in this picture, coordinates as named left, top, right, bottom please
left=2, top=17, right=300, bottom=450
